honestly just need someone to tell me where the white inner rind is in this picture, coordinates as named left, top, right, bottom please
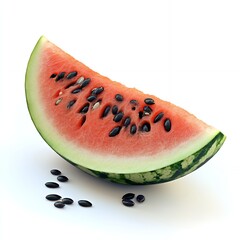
left=25, top=36, right=220, bottom=174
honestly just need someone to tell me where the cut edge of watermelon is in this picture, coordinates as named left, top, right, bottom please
left=25, top=36, right=225, bottom=176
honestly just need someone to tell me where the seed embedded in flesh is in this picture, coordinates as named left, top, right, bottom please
left=46, top=194, right=61, bottom=201
left=80, top=78, right=91, bottom=88
left=78, top=200, right=92, bottom=207
left=71, top=87, right=81, bottom=94
left=62, top=198, right=74, bottom=205
left=50, top=73, right=57, bottom=78
left=136, top=194, right=145, bottom=203
left=56, top=72, right=66, bottom=81
left=76, top=76, right=84, bottom=84
left=123, top=117, right=131, bottom=127
left=54, top=201, right=65, bottom=208
left=87, top=95, right=97, bottom=102
left=109, top=126, right=122, bottom=137
left=164, top=118, right=171, bottom=132
left=138, top=111, right=144, bottom=119
left=115, top=94, right=123, bottom=102
left=50, top=169, right=61, bottom=175
left=141, top=122, right=151, bottom=132
left=153, top=112, right=164, bottom=123
left=122, top=193, right=135, bottom=200
left=66, top=71, right=77, bottom=79
left=92, top=87, right=104, bottom=95
left=80, top=103, right=90, bottom=114
left=113, top=112, right=124, bottom=122
left=130, top=99, right=138, bottom=105
left=102, top=105, right=111, bottom=118
left=112, top=105, right=118, bottom=115
left=92, top=100, right=101, bottom=110
left=45, top=182, right=59, bottom=188
left=122, top=199, right=134, bottom=207
left=144, top=98, right=155, bottom=105
left=130, top=124, right=137, bottom=135
left=55, top=98, right=63, bottom=105
left=57, top=175, right=69, bottom=182
left=143, top=106, right=152, bottom=114
left=67, top=99, right=76, bottom=109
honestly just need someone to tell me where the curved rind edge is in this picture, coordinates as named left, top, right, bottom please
left=67, top=132, right=226, bottom=184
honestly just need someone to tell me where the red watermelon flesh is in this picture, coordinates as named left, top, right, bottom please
left=25, top=36, right=225, bottom=184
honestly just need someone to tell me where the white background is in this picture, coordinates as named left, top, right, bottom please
left=0, top=0, right=239, bottom=239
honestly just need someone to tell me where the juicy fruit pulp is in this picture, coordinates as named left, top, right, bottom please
left=25, top=36, right=226, bottom=184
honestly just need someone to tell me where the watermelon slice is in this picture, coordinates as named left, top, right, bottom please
left=25, top=36, right=226, bottom=184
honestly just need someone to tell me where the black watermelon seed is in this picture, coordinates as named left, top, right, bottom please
left=109, top=126, right=122, bottom=137
left=79, top=103, right=90, bottom=114
left=130, top=124, right=137, bottom=135
left=50, top=169, right=61, bottom=175
left=46, top=194, right=61, bottom=201
left=81, top=78, right=91, bottom=88
left=139, top=111, right=144, bottom=119
left=141, top=122, right=151, bottom=132
left=130, top=99, right=138, bottom=105
left=102, top=105, right=111, bottom=118
left=123, top=117, right=131, bottom=127
left=71, top=87, right=81, bottom=94
left=50, top=73, right=57, bottom=78
left=144, top=98, right=155, bottom=105
left=115, top=94, right=123, bottom=102
left=78, top=200, right=92, bottom=207
left=122, top=199, right=134, bottom=207
left=57, top=175, right=69, bottom=182
left=136, top=194, right=145, bottom=203
left=62, top=198, right=74, bottom=205
left=45, top=182, right=59, bottom=188
left=122, top=193, right=135, bottom=199
left=112, top=105, right=118, bottom=115
left=164, top=118, right=171, bottom=132
left=66, top=71, right=77, bottom=79
left=113, top=112, right=124, bottom=122
left=67, top=99, right=76, bottom=109
left=54, top=201, right=65, bottom=208
left=56, top=72, right=66, bottom=81
left=154, top=112, right=164, bottom=123
left=143, top=106, right=152, bottom=114
left=87, top=95, right=97, bottom=102
left=92, top=87, right=104, bottom=95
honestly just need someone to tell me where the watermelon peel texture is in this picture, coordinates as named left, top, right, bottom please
left=25, top=36, right=226, bottom=185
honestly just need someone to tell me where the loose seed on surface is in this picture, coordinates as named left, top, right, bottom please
left=71, top=87, right=81, bottom=94
left=67, top=99, right=76, bottom=109
left=122, top=193, right=135, bottom=200
left=56, top=72, right=66, bottom=81
left=130, top=124, right=137, bottom=135
left=112, top=105, right=118, bottom=115
left=153, top=112, right=164, bottom=123
left=55, top=98, right=63, bottom=105
left=141, top=122, right=151, bottom=132
left=123, top=117, right=131, bottom=127
left=136, top=194, right=145, bottom=203
left=62, top=198, right=74, bottom=205
left=50, top=169, right=61, bottom=175
left=109, top=126, right=122, bottom=137
left=80, top=78, right=91, bottom=88
left=57, top=175, right=69, bottom=182
left=102, top=105, right=111, bottom=118
left=113, top=112, right=124, bottom=122
left=144, top=98, right=155, bottom=105
left=66, top=71, right=77, bottom=79
left=87, top=95, right=97, bottom=102
left=115, top=94, right=124, bottom=102
left=46, top=194, right=61, bottom=201
left=92, top=87, right=104, bottom=95
left=76, top=76, right=84, bottom=84
left=50, top=73, right=57, bottom=78
left=54, top=201, right=65, bottom=208
left=78, top=200, right=92, bottom=207
left=122, top=199, right=134, bottom=207
left=79, top=103, right=90, bottom=114
left=45, top=182, right=59, bottom=188
left=164, top=118, right=171, bottom=132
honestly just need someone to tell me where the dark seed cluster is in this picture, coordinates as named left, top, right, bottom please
left=122, top=192, right=145, bottom=207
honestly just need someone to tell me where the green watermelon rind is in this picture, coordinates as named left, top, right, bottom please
left=67, top=132, right=225, bottom=184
